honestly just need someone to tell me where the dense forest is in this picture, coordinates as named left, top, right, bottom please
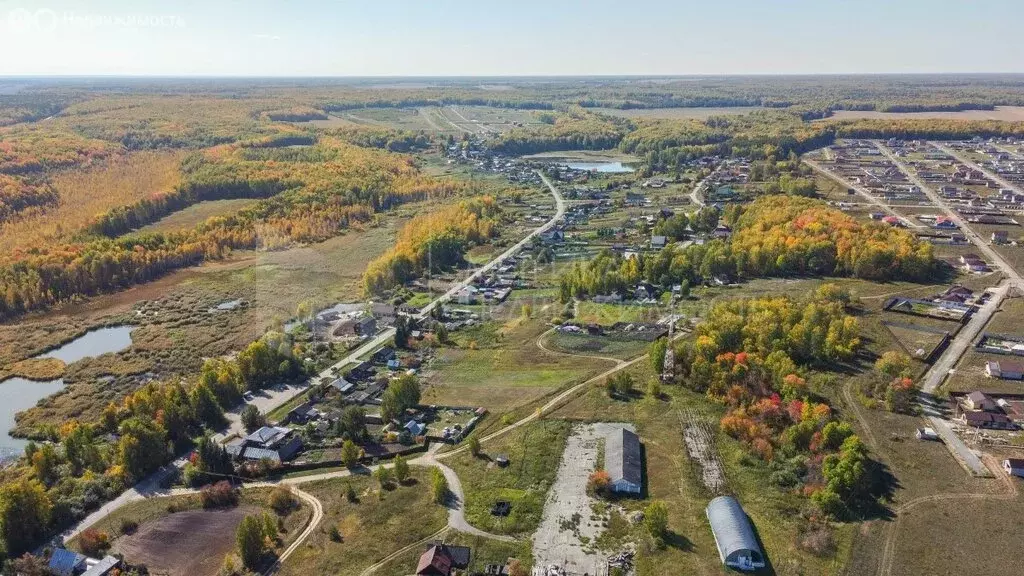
left=669, top=286, right=874, bottom=518
left=560, top=196, right=936, bottom=300
left=0, top=138, right=466, bottom=320
left=0, top=175, right=58, bottom=223
left=363, top=196, right=503, bottom=293
left=489, top=108, right=631, bottom=155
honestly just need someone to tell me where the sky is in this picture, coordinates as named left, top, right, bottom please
left=0, top=0, right=1021, bottom=76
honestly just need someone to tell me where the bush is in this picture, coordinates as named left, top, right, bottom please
left=119, top=518, right=139, bottom=535
left=586, top=470, right=611, bottom=496
left=79, top=528, right=110, bottom=557
left=270, top=485, right=296, bottom=515
left=328, top=525, right=342, bottom=542
left=241, top=404, right=267, bottom=433
left=201, top=480, right=239, bottom=509
left=644, top=501, right=668, bottom=547
left=430, top=468, right=448, bottom=504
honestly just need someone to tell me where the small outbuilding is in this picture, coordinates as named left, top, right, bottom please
left=1004, top=458, right=1024, bottom=478
left=706, top=495, right=766, bottom=572
left=605, top=428, right=642, bottom=494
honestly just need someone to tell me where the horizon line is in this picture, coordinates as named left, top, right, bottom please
left=3, top=71, right=1024, bottom=81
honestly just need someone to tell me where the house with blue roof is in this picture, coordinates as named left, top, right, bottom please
left=404, top=420, right=427, bottom=437
left=48, top=549, right=87, bottom=576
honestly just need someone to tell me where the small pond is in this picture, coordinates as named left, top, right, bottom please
left=38, top=325, right=136, bottom=364
left=0, top=325, right=136, bottom=457
left=563, top=161, right=635, bottom=173
left=0, top=378, right=64, bottom=458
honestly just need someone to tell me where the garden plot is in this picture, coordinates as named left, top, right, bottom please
left=883, top=320, right=953, bottom=361
left=679, top=408, right=726, bottom=494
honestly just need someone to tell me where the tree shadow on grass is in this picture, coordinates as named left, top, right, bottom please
left=664, top=530, right=694, bottom=552
left=856, top=458, right=899, bottom=522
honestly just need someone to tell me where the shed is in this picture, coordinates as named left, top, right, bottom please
left=706, top=496, right=766, bottom=571
left=48, top=549, right=87, bottom=576
left=605, top=428, right=642, bottom=494
left=1004, top=458, right=1024, bottom=478
left=81, top=556, right=122, bottom=576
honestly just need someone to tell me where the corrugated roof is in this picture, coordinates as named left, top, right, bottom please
left=706, top=496, right=763, bottom=566
left=81, top=556, right=121, bottom=576
left=605, top=428, right=642, bottom=488
left=48, top=549, right=86, bottom=576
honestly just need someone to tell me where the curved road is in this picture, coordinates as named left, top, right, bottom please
left=63, top=170, right=565, bottom=549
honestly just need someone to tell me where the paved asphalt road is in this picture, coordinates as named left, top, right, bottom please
left=874, top=140, right=1018, bottom=476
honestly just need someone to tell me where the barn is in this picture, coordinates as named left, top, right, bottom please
left=706, top=496, right=766, bottom=572
left=605, top=427, right=642, bottom=494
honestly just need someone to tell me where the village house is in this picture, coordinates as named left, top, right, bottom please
left=372, top=346, right=396, bottom=364
left=330, top=377, right=356, bottom=394
left=371, top=303, right=398, bottom=326
left=416, top=543, right=472, bottom=576
left=959, top=410, right=1015, bottom=430
left=624, top=192, right=647, bottom=206
left=227, top=426, right=304, bottom=462
left=963, top=391, right=999, bottom=412
left=960, top=253, right=989, bottom=273
left=937, top=285, right=973, bottom=304
left=650, top=235, right=667, bottom=249
left=986, top=359, right=1024, bottom=380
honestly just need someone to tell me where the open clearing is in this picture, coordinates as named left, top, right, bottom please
left=136, top=198, right=260, bottom=234
left=447, top=420, right=570, bottom=536
left=825, top=106, right=1024, bottom=121
left=277, top=469, right=448, bottom=576
left=591, top=106, right=764, bottom=119
left=114, top=506, right=257, bottom=576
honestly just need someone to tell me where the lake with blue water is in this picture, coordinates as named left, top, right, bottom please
left=0, top=325, right=136, bottom=457
left=564, top=161, right=635, bottom=173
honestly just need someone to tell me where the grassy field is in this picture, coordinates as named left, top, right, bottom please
left=446, top=420, right=570, bottom=536
left=422, top=317, right=612, bottom=411
left=825, top=107, right=1024, bottom=121
left=277, top=468, right=448, bottom=576
left=136, top=198, right=260, bottom=234
left=883, top=322, right=951, bottom=360
left=574, top=301, right=663, bottom=325
left=547, top=360, right=856, bottom=576
left=887, top=492, right=1024, bottom=576
left=542, top=331, right=652, bottom=361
